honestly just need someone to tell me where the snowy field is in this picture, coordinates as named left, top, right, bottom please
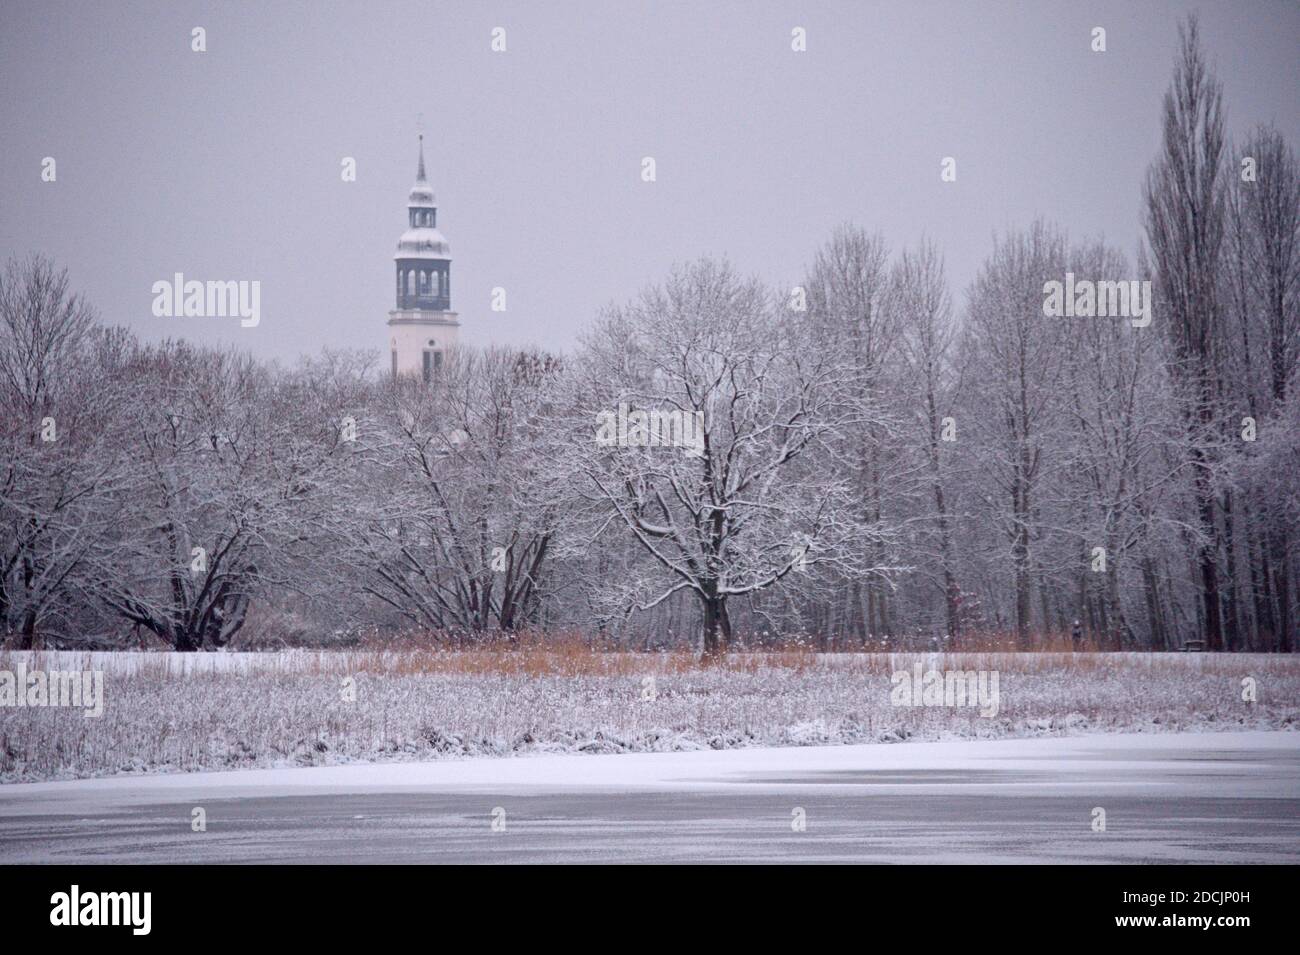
left=2, top=650, right=1295, bottom=783
left=1, top=732, right=1296, bottom=863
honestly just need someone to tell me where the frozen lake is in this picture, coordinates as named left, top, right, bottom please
left=1, top=732, right=1296, bottom=863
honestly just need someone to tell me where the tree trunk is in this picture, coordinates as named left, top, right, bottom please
left=701, top=587, right=728, bottom=660
left=1221, top=490, right=1242, bottom=650
left=1193, top=454, right=1224, bottom=651
left=1274, top=526, right=1293, bottom=653
left=17, top=610, right=37, bottom=650
left=1011, top=477, right=1032, bottom=648
left=1141, top=553, right=1165, bottom=650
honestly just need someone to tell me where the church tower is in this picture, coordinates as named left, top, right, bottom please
left=388, top=135, right=459, bottom=380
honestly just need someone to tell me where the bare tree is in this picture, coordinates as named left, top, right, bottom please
left=803, top=226, right=900, bottom=639
left=91, top=342, right=344, bottom=650
left=345, top=347, right=562, bottom=637
left=0, top=255, right=126, bottom=647
left=1222, top=125, right=1300, bottom=649
left=890, top=239, right=961, bottom=638
left=563, top=258, right=896, bottom=657
left=961, top=221, right=1069, bottom=647
left=1054, top=242, right=1183, bottom=648
left=1142, top=15, right=1229, bottom=649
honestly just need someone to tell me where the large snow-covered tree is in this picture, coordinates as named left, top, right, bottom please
left=959, top=222, right=1070, bottom=646
left=91, top=342, right=349, bottom=650
left=0, top=255, right=130, bottom=647
left=1142, top=15, right=1230, bottom=649
left=562, top=258, right=897, bottom=656
left=343, top=346, right=563, bottom=636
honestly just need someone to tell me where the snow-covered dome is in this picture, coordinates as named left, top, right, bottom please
left=394, top=135, right=450, bottom=260
left=408, top=181, right=435, bottom=207
left=394, top=226, right=451, bottom=260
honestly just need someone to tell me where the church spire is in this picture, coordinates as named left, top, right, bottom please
left=388, top=131, right=459, bottom=383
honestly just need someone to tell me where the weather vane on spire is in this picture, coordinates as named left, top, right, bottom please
left=416, top=115, right=427, bottom=177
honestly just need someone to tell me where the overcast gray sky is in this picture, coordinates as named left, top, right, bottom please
left=1, top=0, right=1297, bottom=362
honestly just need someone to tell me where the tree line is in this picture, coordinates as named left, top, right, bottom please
left=2, top=17, right=1295, bottom=652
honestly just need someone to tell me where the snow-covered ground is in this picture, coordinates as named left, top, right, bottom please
left=2, top=650, right=1296, bottom=782
left=1, top=732, right=1296, bottom=863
